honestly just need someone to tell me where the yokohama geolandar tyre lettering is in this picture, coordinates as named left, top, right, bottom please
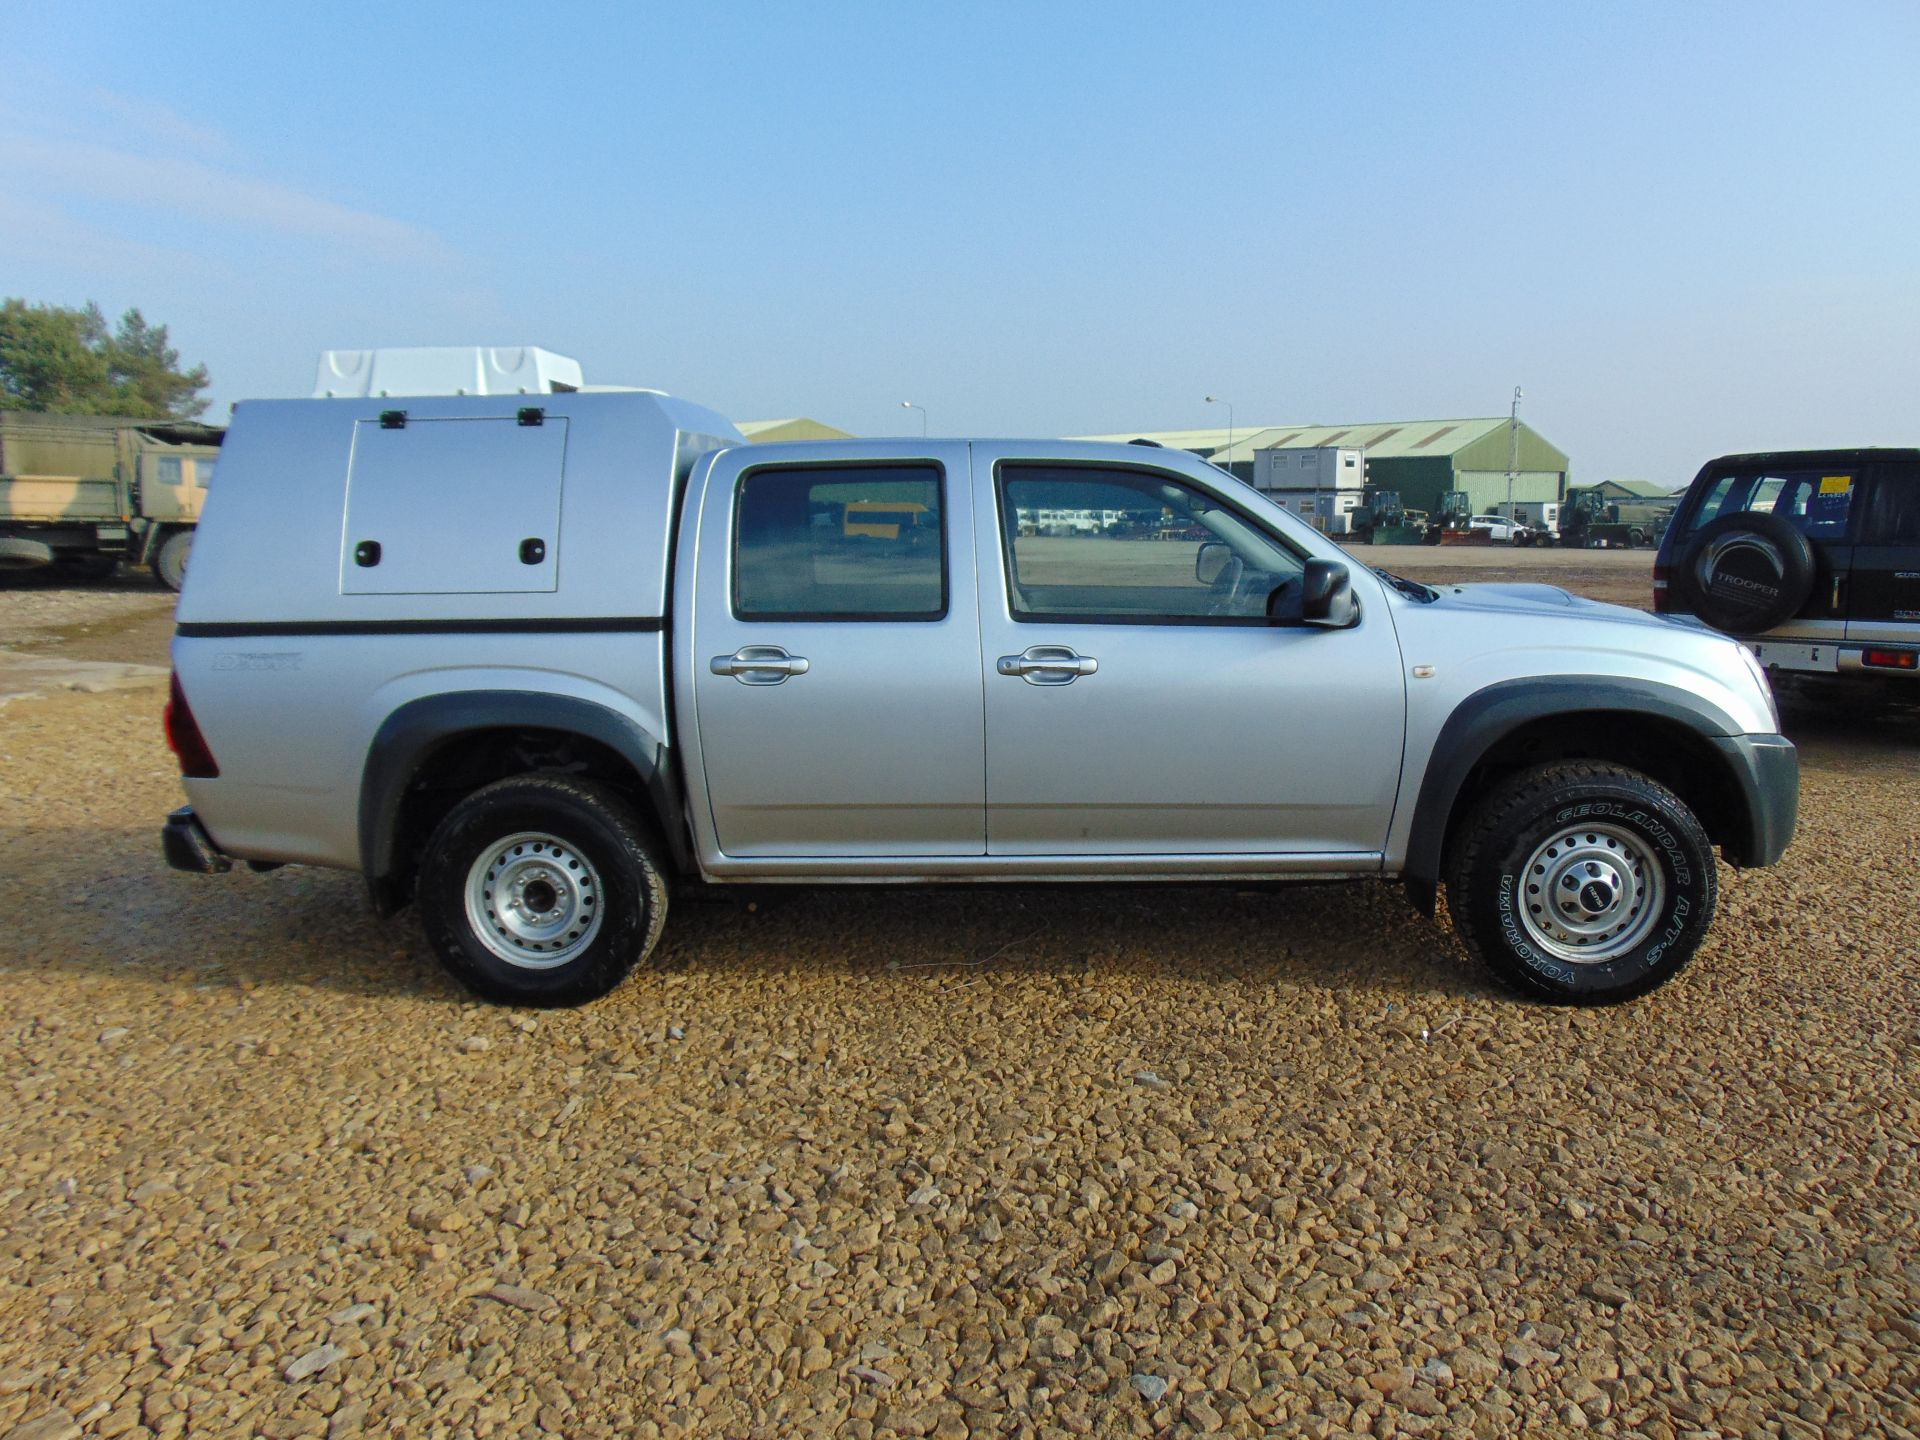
left=415, top=775, right=668, bottom=1006
left=1444, top=761, right=1717, bottom=1004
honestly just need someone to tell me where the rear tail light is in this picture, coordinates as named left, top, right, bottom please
left=1862, top=649, right=1917, bottom=670
left=1652, top=561, right=1670, bottom=613
left=164, top=672, right=220, bottom=778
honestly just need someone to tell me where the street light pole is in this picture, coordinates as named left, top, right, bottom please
left=900, top=401, right=927, bottom=437
left=1204, top=395, right=1233, bottom=476
left=1505, top=385, right=1523, bottom=517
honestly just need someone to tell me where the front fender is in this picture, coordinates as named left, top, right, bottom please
left=1399, top=676, right=1750, bottom=902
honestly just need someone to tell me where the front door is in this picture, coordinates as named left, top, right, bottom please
left=972, top=449, right=1406, bottom=857
left=689, top=445, right=985, bottom=857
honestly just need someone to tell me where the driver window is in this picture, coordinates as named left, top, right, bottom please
left=998, top=464, right=1306, bottom=622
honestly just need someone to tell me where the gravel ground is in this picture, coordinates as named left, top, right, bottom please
left=1339, top=545, right=1656, bottom=611
left=0, top=577, right=1916, bottom=1440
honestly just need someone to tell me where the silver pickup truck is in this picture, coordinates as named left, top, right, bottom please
left=161, top=390, right=1796, bottom=1006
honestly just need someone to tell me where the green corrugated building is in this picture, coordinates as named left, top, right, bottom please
left=1081, top=417, right=1572, bottom=516
left=1207, top=418, right=1569, bottom=514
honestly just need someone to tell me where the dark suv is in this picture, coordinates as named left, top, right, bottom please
left=1657, top=448, right=1920, bottom=695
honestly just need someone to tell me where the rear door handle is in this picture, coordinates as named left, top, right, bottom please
left=996, top=644, right=1098, bottom=685
left=711, top=645, right=810, bottom=684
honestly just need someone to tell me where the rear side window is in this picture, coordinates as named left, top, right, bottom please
left=733, top=464, right=946, bottom=620
left=1686, top=468, right=1857, bottom=540
left=1862, top=461, right=1920, bottom=543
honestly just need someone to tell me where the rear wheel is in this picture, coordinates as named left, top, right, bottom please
left=0, top=537, right=56, bottom=572
left=1444, top=761, right=1716, bottom=1004
left=416, top=775, right=668, bottom=1006
left=152, top=530, right=193, bottom=592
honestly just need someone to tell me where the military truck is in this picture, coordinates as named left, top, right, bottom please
left=1349, top=490, right=1426, bottom=545
left=0, top=412, right=225, bottom=589
left=1559, top=486, right=1675, bottom=549
left=1425, top=490, right=1489, bottom=545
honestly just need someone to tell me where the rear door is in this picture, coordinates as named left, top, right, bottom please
left=688, top=444, right=985, bottom=857
left=971, top=448, right=1406, bottom=857
left=1673, top=462, right=1859, bottom=640
left=1846, top=453, right=1920, bottom=645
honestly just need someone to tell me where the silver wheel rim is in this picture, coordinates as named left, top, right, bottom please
left=464, top=831, right=604, bottom=970
left=1516, top=822, right=1666, bottom=964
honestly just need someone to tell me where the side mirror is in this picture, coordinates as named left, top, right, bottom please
left=1195, top=540, right=1232, bottom=585
left=1301, top=558, right=1359, bottom=628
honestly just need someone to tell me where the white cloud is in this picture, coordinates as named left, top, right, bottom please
left=0, top=183, right=202, bottom=276
left=0, top=130, right=447, bottom=260
left=81, top=88, right=234, bottom=159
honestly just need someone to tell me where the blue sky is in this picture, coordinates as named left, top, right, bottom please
left=3, top=0, right=1916, bottom=482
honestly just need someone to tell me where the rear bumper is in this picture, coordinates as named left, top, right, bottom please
left=1743, top=639, right=1920, bottom=679
left=162, top=806, right=233, bottom=874
left=1711, top=734, right=1798, bottom=868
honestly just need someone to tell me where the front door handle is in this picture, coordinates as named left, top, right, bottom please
left=996, top=644, right=1098, bottom=685
left=711, top=645, right=810, bottom=685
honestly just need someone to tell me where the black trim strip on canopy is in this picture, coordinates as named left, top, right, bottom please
left=175, top=617, right=665, bottom=638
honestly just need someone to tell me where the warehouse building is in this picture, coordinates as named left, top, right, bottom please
left=1080, top=417, right=1572, bottom=516
left=1582, top=478, right=1674, bottom=502
left=1209, top=418, right=1569, bottom=515
left=1073, top=426, right=1257, bottom=457
left=739, top=418, right=854, bottom=443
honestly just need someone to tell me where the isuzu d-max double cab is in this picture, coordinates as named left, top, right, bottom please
left=163, top=390, right=1797, bottom=1007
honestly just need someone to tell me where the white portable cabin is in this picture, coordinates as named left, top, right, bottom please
left=1252, top=445, right=1366, bottom=534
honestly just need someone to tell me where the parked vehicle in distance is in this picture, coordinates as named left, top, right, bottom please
left=1560, top=487, right=1674, bottom=549
left=1657, top=447, right=1920, bottom=705
left=841, top=499, right=932, bottom=541
left=0, top=412, right=223, bottom=589
left=1490, top=500, right=1560, bottom=546
left=1468, top=514, right=1527, bottom=544
left=162, top=371, right=1798, bottom=1008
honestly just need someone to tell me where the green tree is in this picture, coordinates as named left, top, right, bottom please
left=0, top=299, right=211, bottom=419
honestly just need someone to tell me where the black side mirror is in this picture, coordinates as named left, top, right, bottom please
left=1301, top=558, right=1359, bottom=628
left=1194, top=540, right=1232, bottom=585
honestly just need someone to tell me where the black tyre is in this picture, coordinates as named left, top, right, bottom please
left=0, top=536, right=56, bottom=571
left=416, top=775, right=668, bottom=1006
left=152, top=530, right=193, bottom=592
left=1672, top=511, right=1814, bottom=633
left=1445, top=762, right=1716, bottom=1005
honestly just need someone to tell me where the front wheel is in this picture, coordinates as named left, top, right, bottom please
left=416, top=776, right=668, bottom=1005
left=1444, top=762, right=1716, bottom=1004
left=152, top=530, right=193, bottom=592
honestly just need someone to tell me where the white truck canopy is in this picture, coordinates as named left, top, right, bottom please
left=312, top=346, right=589, bottom=398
